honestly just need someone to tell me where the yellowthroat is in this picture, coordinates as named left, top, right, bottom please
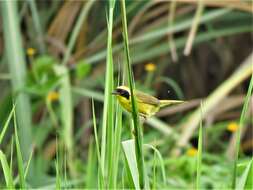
left=112, top=86, right=184, bottom=118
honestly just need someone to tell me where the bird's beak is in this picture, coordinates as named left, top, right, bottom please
left=111, top=90, right=117, bottom=95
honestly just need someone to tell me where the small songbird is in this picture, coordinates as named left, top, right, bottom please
left=112, top=86, right=184, bottom=118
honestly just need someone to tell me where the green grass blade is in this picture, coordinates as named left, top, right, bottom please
left=196, top=104, right=203, bottom=190
left=0, top=104, right=15, bottom=145
left=14, top=109, right=26, bottom=188
left=112, top=103, right=123, bottom=188
left=91, top=98, right=104, bottom=187
left=62, top=1, right=94, bottom=65
left=237, top=159, right=253, bottom=189
left=54, top=65, right=75, bottom=176
left=101, top=0, right=115, bottom=187
left=55, top=138, right=61, bottom=190
left=85, top=138, right=97, bottom=188
left=24, top=148, right=34, bottom=179
left=1, top=0, right=34, bottom=166
left=122, top=139, right=140, bottom=189
left=120, top=0, right=146, bottom=187
left=28, top=0, right=46, bottom=53
left=232, top=74, right=253, bottom=188
left=144, top=144, right=167, bottom=187
left=0, top=150, right=14, bottom=189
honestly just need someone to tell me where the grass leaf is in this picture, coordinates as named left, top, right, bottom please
left=122, top=139, right=140, bottom=189
left=0, top=104, right=15, bottom=145
left=0, top=150, right=14, bottom=189
left=233, top=74, right=253, bottom=188
left=120, top=0, right=146, bottom=187
left=14, top=109, right=26, bottom=188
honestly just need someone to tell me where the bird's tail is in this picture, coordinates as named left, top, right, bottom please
left=159, top=100, right=185, bottom=107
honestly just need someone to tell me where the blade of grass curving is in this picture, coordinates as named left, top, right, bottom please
left=237, top=158, right=253, bottom=189
left=144, top=144, right=167, bottom=187
left=62, top=0, right=94, bottom=65
left=196, top=102, right=203, bottom=190
left=0, top=104, right=15, bottom=144
left=101, top=0, right=115, bottom=187
left=232, top=74, right=253, bottom=188
left=1, top=0, right=33, bottom=167
left=120, top=0, right=146, bottom=188
left=13, top=109, right=26, bottom=188
left=28, top=0, right=46, bottom=53
left=0, top=150, right=14, bottom=188
left=159, top=77, right=184, bottom=99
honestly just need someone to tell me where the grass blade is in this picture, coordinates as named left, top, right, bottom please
left=1, top=0, right=33, bottom=166
left=14, top=109, right=26, bottom=188
left=24, top=148, right=34, bottom=179
left=122, top=139, right=140, bottom=189
left=237, top=159, right=253, bottom=189
left=120, top=0, right=146, bottom=187
left=232, top=74, right=253, bottom=188
left=112, top=103, right=123, bottom=188
left=54, top=65, right=75, bottom=176
left=62, top=1, right=94, bottom=65
left=91, top=98, right=104, bottom=187
left=101, top=0, right=115, bottom=187
left=144, top=144, right=167, bottom=187
left=0, top=150, right=14, bottom=189
left=0, top=104, right=15, bottom=145
left=28, top=0, right=46, bottom=53
left=196, top=105, right=203, bottom=190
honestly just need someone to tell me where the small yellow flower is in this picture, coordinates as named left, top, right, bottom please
left=227, top=122, right=239, bottom=132
left=186, top=147, right=198, bottom=157
left=47, top=91, right=59, bottom=102
left=145, top=63, right=156, bottom=72
left=27, top=48, right=36, bottom=56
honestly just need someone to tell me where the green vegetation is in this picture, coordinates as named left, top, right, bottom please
left=0, top=0, right=252, bottom=189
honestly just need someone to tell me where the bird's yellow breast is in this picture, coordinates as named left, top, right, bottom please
left=116, top=95, right=159, bottom=117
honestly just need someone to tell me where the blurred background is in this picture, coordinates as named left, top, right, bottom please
left=0, top=0, right=252, bottom=189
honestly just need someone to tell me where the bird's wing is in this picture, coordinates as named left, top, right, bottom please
left=134, top=90, right=159, bottom=106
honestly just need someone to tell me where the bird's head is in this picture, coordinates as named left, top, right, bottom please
left=112, top=86, right=130, bottom=100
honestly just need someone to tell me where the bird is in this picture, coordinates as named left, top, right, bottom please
left=112, top=86, right=184, bottom=118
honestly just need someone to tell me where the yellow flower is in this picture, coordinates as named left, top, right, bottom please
left=27, top=48, right=36, bottom=56
left=186, top=147, right=198, bottom=157
left=47, top=91, right=59, bottom=102
left=145, top=63, right=156, bottom=72
left=227, top=122, right=239, bottom=132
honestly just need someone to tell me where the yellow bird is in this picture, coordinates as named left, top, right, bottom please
left=112, top=86, right=184, bottom=118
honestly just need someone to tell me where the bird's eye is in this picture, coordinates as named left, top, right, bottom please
left=121, top=90, right=130, bottom=99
